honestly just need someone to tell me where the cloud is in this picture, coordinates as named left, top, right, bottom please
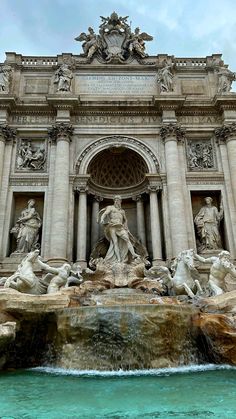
left=0, top=0, right=236, bottom=70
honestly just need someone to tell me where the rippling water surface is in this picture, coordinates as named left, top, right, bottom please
left=0, top=365, right=236, bottom=418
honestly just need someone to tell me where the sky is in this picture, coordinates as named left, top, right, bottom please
left=1, top=0, right=236, bottom=71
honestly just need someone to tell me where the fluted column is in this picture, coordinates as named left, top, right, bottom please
left=133, top=195, right=146, bottom=246
left=0, top=125, right=16, bottom=188
left=0, top=125, right=16, bottom=258
left=48, top=123, right=73, bottom=262
left=215, top=124, right=236, bottom=256
left=160, top=124, right=188, bottom=256
left=91, top=195, right=102, bottom=249
left=76, top=184, right=88, bottom=265
left=148, top=186, right=162, bottom=262
left=215, top=124, right=236, bottom=208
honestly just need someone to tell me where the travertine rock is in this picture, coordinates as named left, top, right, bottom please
left=55, top=304, right=202, bottom=370
left=195, top=312, right=236, bottom=364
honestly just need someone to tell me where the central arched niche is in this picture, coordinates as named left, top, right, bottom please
left=85, top=146, right=154, bottom=260
left=87, top=147, right=148, bottom=191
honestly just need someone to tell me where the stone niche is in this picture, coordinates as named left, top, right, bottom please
left=191, top=191, right=225, bottom=251
left=9, top=193, right=44, bottom=256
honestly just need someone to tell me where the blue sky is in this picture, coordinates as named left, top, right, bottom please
left=1, top=0, right=236, bottom=70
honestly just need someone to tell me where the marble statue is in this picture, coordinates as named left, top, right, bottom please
left=11, top=199, right=42, bottom=254
left=157, top=61, right=174, bottom=92
left=37, top=257, right=71, bottom=294
left=2, top=250, right=48, bottom=294
left=195, top=250, right=236, bottom=296
left=0, top=65, right=12, bottom=93
left=216, top=65, right=236, bottom=94
left=75, top=27, right=100, bottom=60
left=128, top=27, right=152, bottom=59
left=147, top=249, right=203, bottom=298
left=98, top=196, right=139, bottom=263
left=16, top=140, right=46, bottom=170
left=194, top=197, right=223, bottom=252
left=0, top=250, right=73, bottom=295
left=75, top=13, right=152, bottom=63
left=54, top=63, right=73, bottom=92
left=66, top=262, right=84, bottom=287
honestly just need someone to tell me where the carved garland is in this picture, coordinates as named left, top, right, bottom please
left=76, top=135, right=160, bottom=173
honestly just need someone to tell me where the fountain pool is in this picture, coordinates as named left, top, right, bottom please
left=0, top=365, right=236, bottom=418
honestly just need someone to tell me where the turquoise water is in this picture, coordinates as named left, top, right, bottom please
left=0, top=365, right=236, bottom=418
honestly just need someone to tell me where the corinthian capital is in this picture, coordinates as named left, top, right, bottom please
left=48, top=123, right=74, bottom=143
left=0, top=124, right=17, bottom=143
left=215, top=123, right=236, bottom=144
left=160, top=123, right=186, bottom=142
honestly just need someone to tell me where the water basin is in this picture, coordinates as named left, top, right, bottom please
left=0, top=365, right=236, bottom=418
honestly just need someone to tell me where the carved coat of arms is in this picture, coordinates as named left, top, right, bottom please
left=75, top=12, right=153, bottom=63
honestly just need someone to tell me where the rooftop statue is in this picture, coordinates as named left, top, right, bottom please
left=0, top=65, right=12, bottom=93
left=54, top=63, right=73, bottom=92
left=216, top=64, right=236, bottom=94
left=157, top=60, right=174, bottom=92
left=75, top=12, right=153, bottom=63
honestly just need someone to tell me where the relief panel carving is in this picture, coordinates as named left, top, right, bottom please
left=186, top=139, right=215, bottom=171
left=16, top=139, right=47, bottom=172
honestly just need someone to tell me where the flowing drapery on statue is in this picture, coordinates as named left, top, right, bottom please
left=10, top=199, right=42, bottom=254
left=194, top=197, right=223, bottom=252
left=98, top=196, right=138, bottom=263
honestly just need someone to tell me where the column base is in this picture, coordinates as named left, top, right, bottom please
left=76, top=259, right=88, bottom=269
left=152, top=258, right=166, bottom=266
left=46, top=257, right=70, bottom=267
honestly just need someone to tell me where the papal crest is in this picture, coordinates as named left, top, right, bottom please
left=75, top=12, right=153, bottom=63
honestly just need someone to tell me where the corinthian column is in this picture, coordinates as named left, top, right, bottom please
left=0, top=125, right=16, bottom=188
left=76, top=182, right=88, bottom=266
left=133, top=195, right=146, bottom=246
left=215, top=124, right=236, bottom=255
left=91, top=195, right=102, bottom=250
left=48, top=123, right=73, bottom=262
left=148, top=186, right=162, bottom=262
left=216, top=124, right=236, bottom=208
left=0, top=125, right=16, bottom=258
left=160, top=124, right=188, bottom=256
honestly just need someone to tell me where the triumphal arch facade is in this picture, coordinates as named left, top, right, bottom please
left=0, top=12, right=236, bottom=272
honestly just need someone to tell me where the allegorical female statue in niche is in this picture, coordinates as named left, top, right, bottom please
left=11, top=199, right=42, bottom=254
left=194, top=196, right=223, bottom=252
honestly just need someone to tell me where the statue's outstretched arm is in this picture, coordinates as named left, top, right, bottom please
left=194, top=252, right=214, bottom=264
left=37, top=258, right=58, bottom=274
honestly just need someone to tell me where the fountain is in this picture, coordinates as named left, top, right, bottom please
left=0, top=195, right=236, bottom=373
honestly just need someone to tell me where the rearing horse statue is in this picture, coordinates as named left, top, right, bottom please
left=147, top=249, right=203, bottom=298
left=169, top=249, right=203, bottom=297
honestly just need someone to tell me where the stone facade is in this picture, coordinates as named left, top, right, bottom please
left=1, top=14, right=236, bottom=271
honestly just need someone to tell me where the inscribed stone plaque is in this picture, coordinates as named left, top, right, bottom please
left=25, top=78, right=50, bottom=94
left=76, top=73, right=157, bottom=95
